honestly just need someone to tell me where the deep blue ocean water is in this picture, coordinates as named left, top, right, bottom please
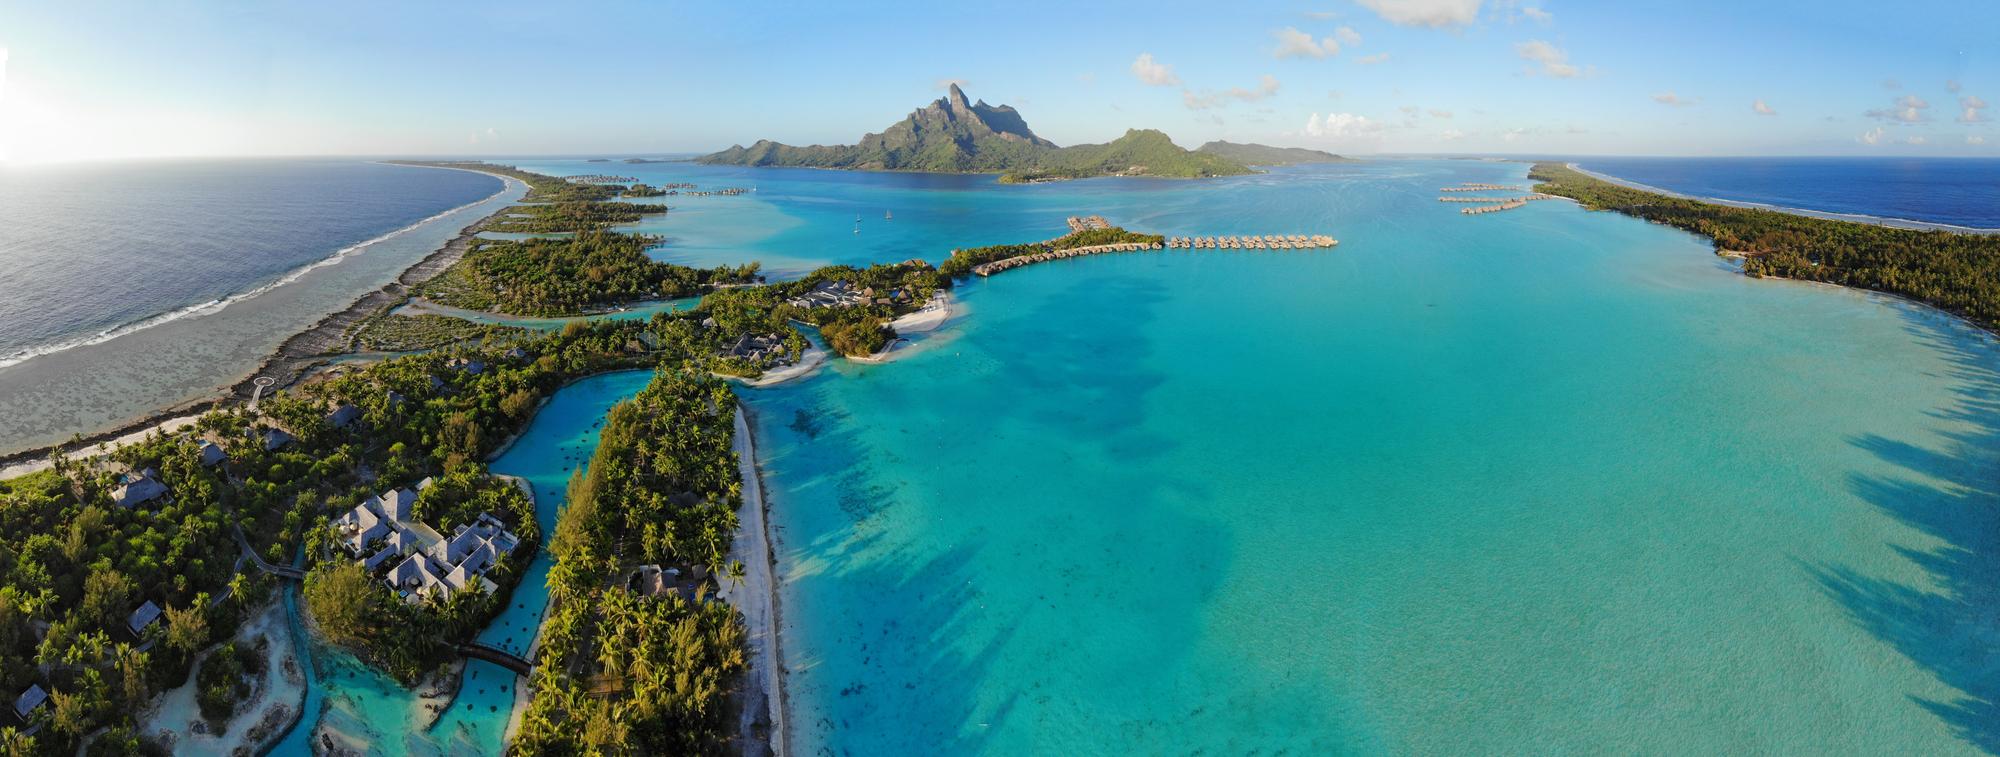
left=0, top=159, right=502, bottom=366
left=1576, top=157, right=2000, bottom=229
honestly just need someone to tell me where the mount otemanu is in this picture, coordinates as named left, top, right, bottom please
left=697, top=84, right=1265, bottom=183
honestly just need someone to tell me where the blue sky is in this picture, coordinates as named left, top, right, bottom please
left=0, top=0, right=1993, bottom=162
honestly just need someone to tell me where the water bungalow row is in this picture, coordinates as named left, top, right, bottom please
left=1167, top=234, right=1339, bottom=249
left=1440, top=183, right=1520, bottom=192
left=1067, top=215, right=1112, bottom=233
left=1441, top=193, right=1560, bottom=203
left=572, top=174, right=638, bottom=184
left=682, top=187, right=749, bottom=196
left=972, top=235, right=1339, bottom=277
left=1459, top=194, right=1561, bottom=215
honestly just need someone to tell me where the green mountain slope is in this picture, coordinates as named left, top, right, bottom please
left=697, top=85, right=1251, bottom=181
left=1194, top=141, right=1354, bottom=165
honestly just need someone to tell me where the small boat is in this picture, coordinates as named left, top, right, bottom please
left=884, top=210, right=893, bottom=220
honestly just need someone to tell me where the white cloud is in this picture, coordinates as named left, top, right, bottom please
left=1516, top=40, right=1579, bottom=78
left=1336, top=26, right=1363, bottom=45
left=1356, top=0, right=1483, bottom=27
left=1521, top=6, right=1552, bottom=23
left=1753, top=99, right=1776, bottom=116
left=1502, top=127, right=1527, bottom=142
left=1183, top=75, right=1281, bottom=110
left=1867, top=94, right=1929, bottom=123
left=1858, top=127, right=1886, bottom=145
left=1971, top=135, right=1988, bottom=145
left=1652, top=92, right=1696, bottom=107
left=1274, top=27, right=1340, bottom=59
left=1304, top=112, right=1382, bottom=138
left=1304, top=10, right=1342, bottom=19
left=1440, top=128, right=1467, bottom=140
left=1904, top=135, right=1928, bottom=145
left=1356, top=53, right=1391, bottom=65
left=1960, top=95, right=1990, bottom=123
left=1130, top=53, right=1180, bottom=86
left=1429, top=108, right=1454, bottom=118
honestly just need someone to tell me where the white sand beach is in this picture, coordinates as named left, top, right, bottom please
left=718, top=405, right=788, bottom=757
left=731, top=346, right=827, bottom=388
left=138, top=599, right=305, bottom=756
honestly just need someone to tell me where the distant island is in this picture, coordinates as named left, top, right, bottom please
left=1194, top=141, right=1353, bottom=166
left=697, top=84, right=1256, bottom=183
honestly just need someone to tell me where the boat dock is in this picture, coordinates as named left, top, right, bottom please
left=972, top=234, right=1338, bottom=277
left=1067, top=215, right=1112, bottom=233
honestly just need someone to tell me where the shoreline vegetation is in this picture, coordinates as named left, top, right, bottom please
left=1530, top=162, right=2000, bottom=333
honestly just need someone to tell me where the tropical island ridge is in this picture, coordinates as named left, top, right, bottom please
left=2, top=2, right=1999, bottom=751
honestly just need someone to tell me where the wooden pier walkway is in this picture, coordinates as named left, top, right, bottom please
left=972, top=234, right=1337, bottom=277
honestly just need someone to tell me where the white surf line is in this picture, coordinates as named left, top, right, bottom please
left=0, top=169, right=518, bottom=370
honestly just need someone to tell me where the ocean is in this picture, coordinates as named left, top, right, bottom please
left=0, top=159, right=508, bottom=455
left=1575, top=156, right=2000, bottom=229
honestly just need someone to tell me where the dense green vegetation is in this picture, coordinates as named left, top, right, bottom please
left=698, top=85, right=1251, bottom=182
left=513, top=370, right=748, bottom=755
left=483, top=201, right=668, bottom=233
left=819, top=313, right=894, bottom=357
left=0, top=429, right=282, bottom=754
left=1530, top=162, right=2000, bottom=329
left=622, top=184, right=667, bottom=198
left=420, top=231, right=756, bottom=317
left=1194, top=140, right=1353, bottom=166
left=351, top=313, right=525, bottom=352
left=194, top=638, right=265, bottom=731
left=938, top=226, right=1167, bottom=277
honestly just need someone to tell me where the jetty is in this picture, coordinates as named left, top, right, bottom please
left=1457, top=194, right=1560, bottom=215
left=1067, top=215, right=1111, bottom=233
left=1440, top=183, right=1520, bottom=192
left=571, top=174, right=637, bottom=184
left=972, top=234, right=1337, bottom=277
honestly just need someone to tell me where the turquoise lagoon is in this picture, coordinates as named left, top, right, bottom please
left=287, top=158, right=2000, bottom=753
left=727, top=162, right=2000, bottom=753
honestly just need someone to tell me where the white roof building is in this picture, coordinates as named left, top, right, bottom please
left=388, top=511, right=518, bottom=604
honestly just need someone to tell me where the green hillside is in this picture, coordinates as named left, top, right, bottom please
left=698, top=85, right=1251, bottom=182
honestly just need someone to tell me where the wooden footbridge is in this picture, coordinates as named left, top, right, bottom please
left=458, top=641, right=536, bottom=675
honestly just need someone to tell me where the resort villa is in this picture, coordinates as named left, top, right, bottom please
left=110, top=467, right=168, bottom=508
left=785, top=280, right=875, bottom=309
left=197, top=439, right=227, bottom=467
left=332, top=483, right=521, bottom=604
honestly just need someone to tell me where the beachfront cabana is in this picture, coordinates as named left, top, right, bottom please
left=197, top=439, right=227, bottom=467
left=111, top=468, right=168, bottom=509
